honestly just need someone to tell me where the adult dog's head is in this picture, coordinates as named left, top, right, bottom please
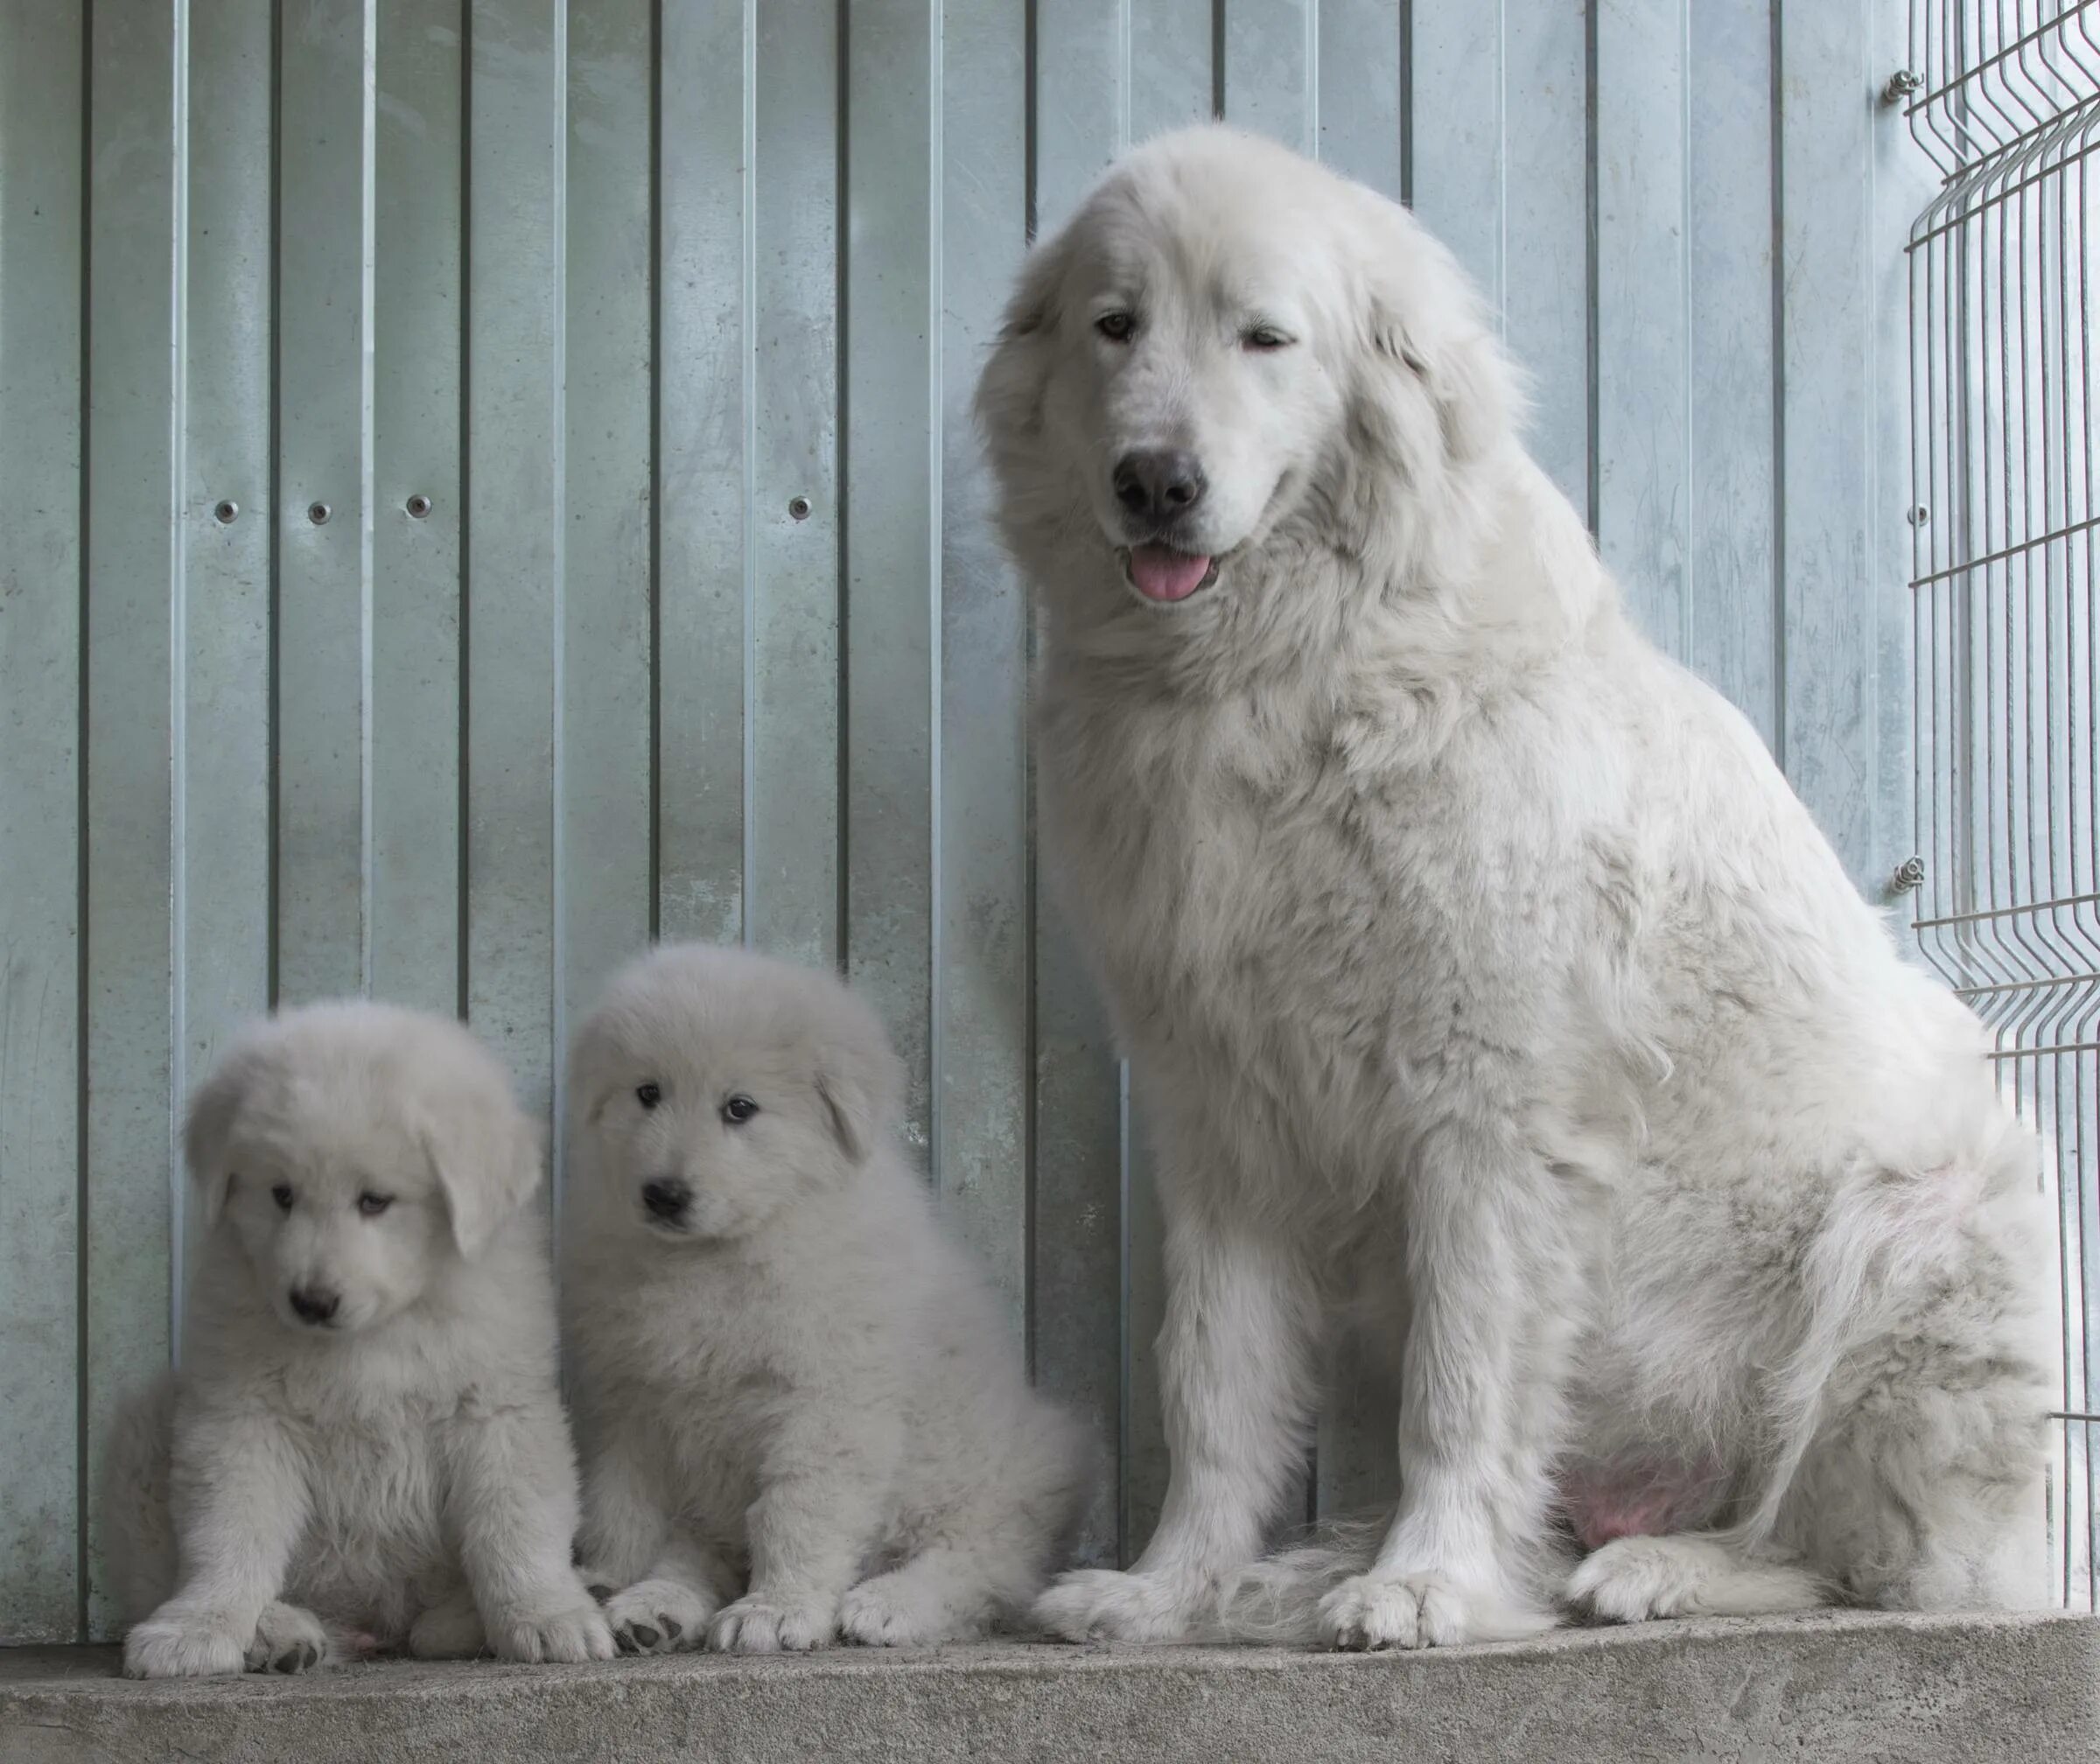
left=976, top=125, right=1517, bottom=637
left=185, top=1003, right=542, bottom=1337
left=567, top=943, right=903, bottom=1245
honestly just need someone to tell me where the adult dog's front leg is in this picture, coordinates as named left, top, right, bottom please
left=1320, top=1122, right=1572, bottom=1649
left=1035, top=1194, right=1317, bottom=1642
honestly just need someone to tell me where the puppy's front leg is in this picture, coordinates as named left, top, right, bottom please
left=1035, top=1184, right=1318, bottom=1643
left=123, top=1407, right=308, bottom=1678
left=578, top=1430, right=729, bottom=1658
left=1320, top=1121, right=1573, bottom=1649
left=708, top=1412, right=896, bottom=1656
left=449, top=1400, right=615, bottom=1664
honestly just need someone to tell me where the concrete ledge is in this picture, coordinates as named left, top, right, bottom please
left=4, top=1610, right=2096, bottom=1764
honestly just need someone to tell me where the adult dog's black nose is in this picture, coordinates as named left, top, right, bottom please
left=288, top=1286, right=340, bottom=1326
left=640, top=1178, right=691, bottom=1222
left=1113, top=449, right=1206, bottom=521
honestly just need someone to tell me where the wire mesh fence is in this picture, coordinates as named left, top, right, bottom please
left=1905, top=0, right=2100, bottom=1609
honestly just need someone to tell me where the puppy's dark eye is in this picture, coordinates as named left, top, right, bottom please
left=357, top=1193, right=393, bottom=1218
left=636, top=1082, right=662, bottom=1110
left=1095, top=311, right=1136, bottom=343
left=721, top=1095, right=760, bottom=1125
left=270, top=1183, right=293, bottom=1212
left=1242, top=326, right=1292, bottom=352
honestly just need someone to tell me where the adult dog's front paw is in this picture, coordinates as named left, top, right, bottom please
left=606, top=1578, right=717, bottom=1655
left=707, top=1591, right=837, bottom=1655
left=123, top=1608, right=250, bottom=1679
left=487, top=1593, right=617, bottom=1663
left=1317, top=1571, right=1554, bottom=1651
left=1031, top=1569, right=1201, bottom=1643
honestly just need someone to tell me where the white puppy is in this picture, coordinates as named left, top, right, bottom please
left=976, top=124, right=2055, bottom=1648
left=112, top=1002, right=614, bottom=1676
left=563, top=943, right=1088, bottom=1654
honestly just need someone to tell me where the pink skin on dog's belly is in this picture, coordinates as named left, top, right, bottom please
left=1555, top=1452, right=1726, bottom=1553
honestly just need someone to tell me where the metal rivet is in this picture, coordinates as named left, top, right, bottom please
left=405, top=494, right=432, bottom=519
left=1908, top=504, right=1930, bottom=526
left=788, top=495, right=812, bottom=522
left=214, top=500, right=239, bottom=525
left=1882, top=68, right=1922, bottom=106
left=307, top=501, right=332, bottom=526
left=1890, top=856, right=1927, bottom=894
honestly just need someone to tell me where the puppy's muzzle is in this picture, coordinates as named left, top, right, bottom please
left=288, top=1285, right=340, bottom=1326
left=640, top=1177, right=692, bottom=1228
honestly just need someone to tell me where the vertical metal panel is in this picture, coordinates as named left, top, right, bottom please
left=0, top=0, right=83, bottom=1647
left=1224, top=0, right=1318, bottom=153
left=1410, top=2, right=1503, bottom=309
left=1594, top=0, right=1690, bottom=658
left=747, top=1, right=841, bottom=967
left=1778, top=0, right=1878, bottom=879
left=1315, top=0, right=1404, bottom=200
left=654, top=0, right=747, bottom=948
left=936, top=0, right=1033, bottom=1334
left=466, top=0, right=560, bottom=1126
left=276, top=0, right=373, bottom=1003
left=844, top=0, right=938, bottom=1177
left=82, top=0, right=180, bottom=1641
left=1686, top=0, right=1778, bottom=747
left=371, top=0, right=465, bottom=1015
left=1029, top=0, right=1133, bottom=1572
left=559, top=0, right=654, bottom=1187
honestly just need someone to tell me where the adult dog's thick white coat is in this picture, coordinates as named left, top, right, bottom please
left=113, top=1003, right=613, bottom=1677
left=563, top=944, right=1088, bottom=1655
left=977, top=126, right=2054, bottom=1648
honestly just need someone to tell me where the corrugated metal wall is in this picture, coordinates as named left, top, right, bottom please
left=0, top=0, right=1924, bottom=1643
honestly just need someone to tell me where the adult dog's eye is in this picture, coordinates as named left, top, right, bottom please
left=357, top=1193, right=393, bottom=1218
left=721, top=1095, right=760, bottom=1125
left=1095, top=311, right=1136, bottom=343
left=636, top=1082, right=662, bottom=1110
left=270, top=1183, right=293, bottom=1212
left=1243, top=326, right=1292, bottom=352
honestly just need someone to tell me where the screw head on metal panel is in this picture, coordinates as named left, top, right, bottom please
left=405, top=494, right=432, bottom=519
left=1881, top=68, right=1922, bottom=106
left=788, top=495, right=812, bottom=522
left=307, top=501, right=332, bottom=526
left=1908, top=504, right=1930, bottom=526
left=1890, top=856, right=1926, bottom=894
left=213, top=500, right=239, bottom=524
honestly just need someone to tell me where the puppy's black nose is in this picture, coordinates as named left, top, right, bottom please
left=640, top=1178, right=691, bottom=1222
left=1113, top=448, right=1207, bottom=521
left=289, top=1286, right=339, bottom=1326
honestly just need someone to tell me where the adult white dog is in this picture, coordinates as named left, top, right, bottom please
left=976, top=124, right=2054, bottom=1649
left=112, top=1003, right=613, bottom=1676
left=563, top=944, right=1088, bottom=1654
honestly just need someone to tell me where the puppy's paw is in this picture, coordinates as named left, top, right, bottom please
left=123, top=1608, right=250, bottom=1679
left=605, top=1578, right=717, bottom=1655
left=1317, top=1571, right=1553, bottom=1651
left=837, top=1573, right=963, bottom=1648
left=488, top=1593, right=617, bottom=1664
left=408, top=1596, right=488, bottom=1660
left=707, top=1591, right=837, bottom=1655
left=1031, top=1569, right=1200, bottom=1643
left=242, top=1601, right=331, bottom=1674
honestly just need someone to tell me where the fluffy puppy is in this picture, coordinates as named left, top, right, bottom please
left=564, top=943, right=1088, bottom=1654
left=112, top=1002, right=613, bottom=1677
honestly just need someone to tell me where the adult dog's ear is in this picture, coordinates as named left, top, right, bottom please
left=974, top=219, right=1079, bottom=447
left=184, top=1037, right=265, bottom=1228
left=1350, top=192, right=1517, bottom=469
left=813, top=997, right=906, bottom=1167
left=421, top=1068, right=543, bottom=1262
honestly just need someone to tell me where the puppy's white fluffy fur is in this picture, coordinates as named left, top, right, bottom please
left=563, top=943, right=1089, bottom=1655
left=977, top=125, right=2056, bottom=1648
left=111, top=1002, right=613, bottom=1677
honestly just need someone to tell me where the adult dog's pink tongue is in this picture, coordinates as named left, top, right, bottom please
left=1127, top=544, right=1212, bottom=602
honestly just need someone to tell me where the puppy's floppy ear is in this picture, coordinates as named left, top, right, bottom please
left=419, top=1062, right=543, bottom=1262
left=813, top=995, right=906, bottom=1167
left=184, top=1039, right=264, bottom=1228
left=1351, top=192, right=1516, bottom=468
